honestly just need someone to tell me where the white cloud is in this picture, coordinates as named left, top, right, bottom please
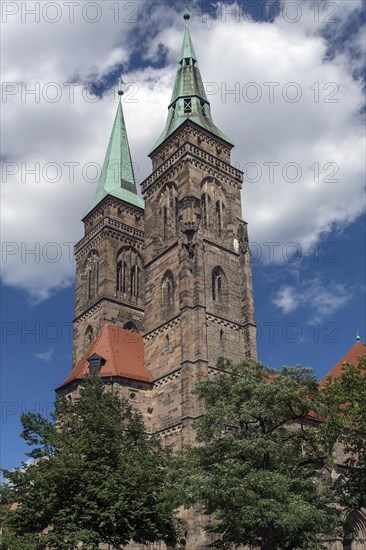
left=273, top=278, right=352, bottom=319
left=272, top=286, right=299, bottom=313
left=34, top=348, right=54, bottom=363
left=1, top=0, right=365, bottom=301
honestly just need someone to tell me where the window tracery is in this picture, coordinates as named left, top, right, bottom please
left=85, top=325, right=94, bottom=347
left=116, top=247, right=142, bottom=300
left=159, top=183, right=178, bottom=242
left=86, top=250, right=99, bottom=300
left=201, top=177, right=226, bottom=235
left=212, top=267, right=226, bottom=303
left=162, top=271, right=175, bottom=311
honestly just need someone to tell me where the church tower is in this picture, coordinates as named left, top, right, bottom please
left=59, top=15, right=258, bottom=547
left=143, top=16, right=257, bottom=448
left=72, top=89, right=145, bottom=365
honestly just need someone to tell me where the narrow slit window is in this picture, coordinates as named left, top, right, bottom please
left=212, top=268, right=225, bottom=303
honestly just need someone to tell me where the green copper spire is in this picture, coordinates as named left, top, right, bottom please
left=180, top=22, right=198, bottom=62
left=150, top=17, right=233, bottom=154
left=85, top=91, right=144, bottom=217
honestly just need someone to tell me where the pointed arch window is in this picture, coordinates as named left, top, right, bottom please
left=160, top=183, right=178, bottom=242
left=220, top=329, right=225, bottom=351
left=116, top=260, right=127, bottom=293
left=116, top=247, right=141, bottom=300
left=212, top=267, right=225, bottom=303
left=201, top=193, right=211, bottom=229
left=131, top=266, right=140, bottom=298
left=342, top=511, right=366, bottom=550
left=215, top=198, right=226, bottom=233
left=85, top=326, right=94, bottom=347
left=216, top=200, right=222, bottom=230
left=86, top=251, right=99, bottom=301
left=201, top=178, right=226, bottom=235
left=162, top=271, right=175, bottom=310
left=163, top=206, right=168, bottom=240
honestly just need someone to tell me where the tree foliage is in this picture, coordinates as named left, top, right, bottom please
left=177, top=359, right=340, bottom=550
left=320, top=354, right=366, bottom=511
left=0, top=376, right=179, bottom=549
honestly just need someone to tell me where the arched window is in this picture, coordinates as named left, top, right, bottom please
left=124, top=321, right=138, bottom=333
left=160, top=183, right=178, bottom=241
left=131, top=266, right=140, bottom=298
left=212, top=267, right=225, bottom=303
left=85, top=326, right=94, bottom=347
left=201, top=193, right=211, bottom=229
left=116, top=260, right=127, bottom=293
left=86, top=251, right=99, bottom=300
left=162, top=271, right=175, bottom=309
left=216, top=200, right=222, bottom=230
left=220, top=329, right=225, bottom=351
left=201, top=177, right=226, bottom=235
left=116, top=247, right=141, bottom=300
left=163, top=206, right=168, bottom=240
left=343, top=511, right=366, bottom=550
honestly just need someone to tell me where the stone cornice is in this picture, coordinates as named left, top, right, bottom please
left=206, top=313, right=243, bottom=331
left=150, top=123, right=232, bottom=161
left=75, top=221, right=144, bottom=258
left=144, top=315, right=181, bottom=340
left=74, top=297, right=144, bottom=323
left=142, top=144, right=243, bottom=197
left=154, top=423, right=182, bottom=438
left=83, top=195, right=144, bottom=224
left=153, top=369, right=182, bottom=389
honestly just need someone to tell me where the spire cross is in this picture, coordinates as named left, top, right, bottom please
left=118, top=76, right=125, bottom=97
left=184, top=0, right=191, bottom=21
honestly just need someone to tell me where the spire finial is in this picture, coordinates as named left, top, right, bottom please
left=183, top=0, right=190, bottom=21
left=118, top=76, right=125, bottom=97
left=356, top=330, right=361, bottom=342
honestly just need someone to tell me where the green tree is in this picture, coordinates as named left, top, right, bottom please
left=320, top=354, right=366, bottom=511
left=177, top=359, right=340, bottom=550
left=1, top=376, right=179, bottom=550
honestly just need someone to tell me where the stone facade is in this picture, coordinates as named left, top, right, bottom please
left=66, top=118, right=258, bottom=547
left=61, top=19, right=366, bottom=550
left=72, top=197, right=144, bottom=366
left=143, top=121, right=257, bottom=454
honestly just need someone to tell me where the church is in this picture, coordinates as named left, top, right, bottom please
left=57, top=14, right=366, bottom=550
left=58, top=13, right=257, bottom=448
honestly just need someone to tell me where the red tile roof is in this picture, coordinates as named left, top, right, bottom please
left=58, top=324, right=151, bottom=390
left=320, top=340, right=366, bottom=386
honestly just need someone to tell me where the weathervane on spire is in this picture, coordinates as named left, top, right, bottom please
left=183, top=0, right=191, bottom=21
left=356, top=330, right=361, bottom=342
left=118, top=76, right=125, bottom=97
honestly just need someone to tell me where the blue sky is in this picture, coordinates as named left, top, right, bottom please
left=1, top=0, right=365, bottom=472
